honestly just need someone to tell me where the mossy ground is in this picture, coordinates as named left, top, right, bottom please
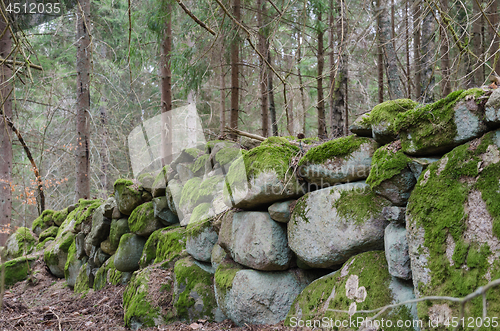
left=285, top=251, right=413, bottom=330
left=332, top=186, right=389, bottom=224
left=366, top=144, right=413, bottom=188
left=173, top=257, right=216, bottom=321
left=298, top=136, right=373, bottom=166
left=407, top=130, right=500, bottom=324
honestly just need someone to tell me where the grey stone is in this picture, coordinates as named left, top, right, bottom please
left=372, top=120, right=398, bottom=145
left=219, top=211, right=293, bottom=271
left=485, top=87, right=500, bottom=125
left=211, top=244, right=227, bottom=271
left=349, top=112, right=372, bottom=137
left=114, top=233, right=146, bottom=272
left=288, top=182, right=390, bottom=268
left=408, top=157, right=440, bottom=180
left=114, top=181, right=143, bottom=216
left=385, top=222, right=412, bottom=280
left=75, top=232, right=86, bottom=259
left=382, top=206, right=406, bottom=224
left=102, top=197, right=117, bottom=219
left=268, top=200, right=294, bottom=223
left=186, top=220, right=218, bottom=263
left=109, top=218, right=130, bottom=251
left=373, top=167, right=416, bottom=206
left=84, top=205, right=111, bottom=256
left=152, top=196, right=179, bottom=225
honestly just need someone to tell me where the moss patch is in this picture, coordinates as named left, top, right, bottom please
left=215, top=147, right=242, bottom=166
left=298, top=136, right=373, bottom=166
left=52, top=207, right=70, bottom=226
left=39, top=226, right=59, bottom=242
left=361, top=99, right=418, bottom=129
left=186, top=203, right=213, bottom=238
left=6, top=227, right=36, bottom=258
left=366, top=143, right=413, bottom=188
left=31, top=209, right=55, bottom=234
left=214, top=259, right=244, bottom=299
left=128, top=202, right=156, bottom=234
left=74, top=263, right=90, bottom=295
left=332, top=186, right=390, bottom=224
left=2, top=256, right=36, bottom=286
left=139, top=226, right=187, bottom=269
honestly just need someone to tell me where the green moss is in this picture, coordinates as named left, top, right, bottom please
left=57, top=199, right=102, bottom=236
left=74, top=263, right=90, bottom=295
left=362, top=99, right=418, bottom=128
left=63, top=241, right=77, bottom=280
left=39, top=226, right=59, bottom=242
left=393, top=89, right=485, bottom=152
left=31, top=209, right=55, bottom=233
left=215, top=147, right=241, bottom=166
left=139, top=226, right=187, bottom=269
left=291, top=196, right=310, bottom=224
left=407, top=131, right=500, bottom=322
left=36, top=237, right=54, bottom=251
left=191, top=154, right=209, bottom=173
left=285, top=251, right=413, bottom=329
left=333, top=186, right=389, bottom=224
left=2, top=256, right=36, bottom=286
left=173, top=257, right=216, bottom=320
left=9, top=227, right=36, bottom=257
left=128, top=202, right=155, bottom=234
left=205, top=140, right=227, bottom=151
left=123, top=268, right=162, bottom=327
left=114, top=178, right=134, bottom=187
left=260, top=136, right=291, bottom=147
left=298, top=136, right=372, bottom=166
left=184, top=147, right=203, bottom=158
left=186, top=203, right=212, bottom=238
left=366, top=144, right=413, bottom=188
left=214, top=260, right=243, bottom=298
left=94, top=255, right=125, bottom=290
left=52, top=208, right=69, bottom=226
left=179, top=177, right=202, bottom=209
left=180, top=176, right=221, bottom=213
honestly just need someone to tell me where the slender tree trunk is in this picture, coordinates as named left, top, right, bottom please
left=490, top=0, right=500, bottom=75
left=421, top=5, right=435, bottom=102
left=406, top=0, right=411, bottom=98
left=413, top=0, right=422, bottom=99
left=76, top=0, right=91, bottom=200
left=267, top=42, right=278, bottom=136
left=160, top=3, right=173, bottom=165
left=332, top=0, right=347, bottom=138
left=472, top=0, right=483, bottom=85
left=440, top=0, right=451, bottom=97
left=379, top=0, right=404, bottom=99
left=0, top=14, right=12, bottom=246
left=99, top=101, right=109, bottom=198
left=297, top=30, right=307, bottom=135
left=317, top=11, right=327, bottom=139
left=230, top=0, right=241, bottom=140
left=376, top=0, right=384, bottom=103
left=285, top=53, right=294, bottom=135
left=257, top=0, right=269, bottom=137
left=219, top=60, right=226, bottom=136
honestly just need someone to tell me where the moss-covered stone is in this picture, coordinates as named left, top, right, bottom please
left=128, top=202, right=163, bottom=237
left=114, top=178, right=143, bottom=215
left=332, top=185, right=390, bottom=224
left=57, top=199, right=102, bottom=239
left=39, top=226, right=59, bottom=243
left=215, top=147, right=242, bottom=166
left=64, top=241, right=82, bottom=288
left=214, top=258, right=245, bottom=300
left=93, top=255, right=131, bottom=290
left=4, top=227, right=36, bottom=260
left=285, top=251, right=416, bottom=330
left=36, top=237, right=54, bottom=251
left=109, top=218, right=130, bottom=252
left=52, top=207, right=70, bottom=226
left=406, top=129, right=500, bottom=327
left=139, top=226, right=187, bottom=269
left=74, top=263, right=91, bottom=295
left=31, top=209, right=55, bottom=235
left=43, top=231, right=75, bottom=278
left=2, top=256, right=36, bottom=286
left=152, top=165, right=169, bottom=197
left=173, top=256, right=218, bottom=321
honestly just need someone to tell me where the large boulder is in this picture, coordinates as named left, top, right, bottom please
left=218, top=211, right=293, bottom=271
left=114, top=179, right=143, bottom=215
left=297, top=135, right=378, bottom=187
left=214, top=259, right=317, bottom=326
left=128, top=202, right=164, bottom=237
left=406, top=129, right=500, bottom=327
left=114, top=233, right=147, bottom=272
left=4, top=227, right=36, bottom=260
left=108, top=218, right=130, bottom=254
left=84, top=204, right=111, bottom=256
left=186, top=204, right=218, bottom=262
left=1, top=256, right=37, bottom=286
left=285, top=251, right=418, bottom=330
left=139, top=226, right=187, bottom=269
left=395, top=89, right=489, bottom=155
left=366, top=141, right=417, bottom=206
left=44, top=231, right=75, bottom=278
left=223, top=137, right=305, bottom=209
left=385, top=222, right=412, bottom=280
left=288, top=182, right=390, bottom=268
left=31, top=210, right=55, bottom=236
left=152, top=196, right=179, bottom=226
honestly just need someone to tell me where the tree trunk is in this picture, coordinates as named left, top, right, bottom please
left=472, top=0, right=483, bottom=85
left=490, top=0, right=500, bottom=75
left=161, top=2, right=173, bottom=165
left=0, top=14, right=12, bottom=246
left=230, top=0, right=241, bottom=140
left=219, top=59, right=226, bottom=136
left=332, top=0, right=347, bottom=138
left=99, top=101, right=109, bottom=199
left=376, top=0, right=384, bottom=103
left=285, top=53, right=294, bottom=135
left=268, top=42, right=278, bottom=136
left=317, top=11, right=327, bottom=139
left=413, top=0, right=422, bottom=99
left=379, top=0, right=404, bottom=99
left=440, top=0, right=451, bottom=97
left=406, top=0, right=411, bottom=98
left=76, top=0, right=91, bottom=200
left=257, top=0, right=269, bottom=137
left=297, top=30, right=307, bottom=135
left=421, top=5, right=435, bottom=102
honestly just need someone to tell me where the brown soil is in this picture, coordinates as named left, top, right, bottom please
left=0, top=257, right=309, bottom=331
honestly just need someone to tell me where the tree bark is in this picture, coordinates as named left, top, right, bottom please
left=406, top=0, right=411, bottom=98
left=472, top=0, right=483, bottom=85
left=421, top=4, right=435, bottom=102
left=229, top=0, right=241, bottom=140
left=161, top=2, right=173, bottom=165
left=332, top=0, right=347, bottom=138
left=413, top=0, right=422, bottom=99
left=76, top=0, right=91, bottom=200
left=267, top=42, right=278, bottom=136
left=297, top=30, right=307, bottom=135
left=379, top=0, right=404, bottom=99
left=99, top=101, right=109, bottom=199
left=219, top=59, right=226, bottom=136
left=257, top=0, right=269, bottom=137
left=0, top=13, right=12, bottom=245
left=376, top=0, right=384, bottom=103
left=285, top=53, right=294, bottom=135
left=490, top=0, right=500, bottom=75
left=317, top=11, right=327, bottom=139
left=440, top=0, right=451, bottom=97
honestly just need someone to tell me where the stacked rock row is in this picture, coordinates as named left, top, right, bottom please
left=3, top=87, right=500, bottom=330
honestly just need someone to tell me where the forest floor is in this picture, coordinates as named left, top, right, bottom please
left=0, top=258, right=308, bottom=331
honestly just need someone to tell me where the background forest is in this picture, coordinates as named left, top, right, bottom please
left=1, top=0, right=499, bottom=242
